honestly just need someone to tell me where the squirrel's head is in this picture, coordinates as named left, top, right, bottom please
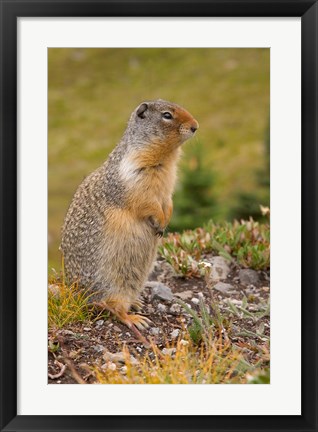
left=128, top=99, right=199, bottom=151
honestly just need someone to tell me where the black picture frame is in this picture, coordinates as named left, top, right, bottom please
left=1, top=0, right=317, bottom=431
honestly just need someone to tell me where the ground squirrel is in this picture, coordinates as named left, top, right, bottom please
left=61, top=99, right=199, bottom=342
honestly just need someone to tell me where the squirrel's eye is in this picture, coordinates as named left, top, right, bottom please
left=162, top=112, right=173, bottom=120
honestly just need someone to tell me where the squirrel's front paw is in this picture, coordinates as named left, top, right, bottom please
left=148, top=216, right=164, bottom=237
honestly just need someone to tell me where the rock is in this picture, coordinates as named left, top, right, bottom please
left=63, top=329, right=75, bottom=336
left=191, top=297, right=200, bottom=305
left=93, top=344, right=105, bottom=353
left=175, top=290, right=193, bottom=300
left=150, top=327, right=160, bottom=336
left=162, top=347, right=176, bottom=356
left=147, top=305, right=155, bottom=314
left=157, top=303, right=167, bottom=312
left=146, top=281, right=174, bottom=302
left=180, top=339, right=189, bottom=346
left=104, top=351, right=124, bottom=363
left=230, top=299, right=242, bottom=306
left=83, top=327, right=91, bottom=332
left=170, top=303, right=181, bottom=313
left=95, top=319, right=104, bottom=328
left=207, top=256, right=231, bottom=281
left=103, top=351, right=138, bottom=365
left=113, top=326, right=122, bottom=333
left=171, top=329, right=180, bottom=339
left=106, top=362, right=117, bottom=371
left=213, top=282, right=234, bottom=294
left=239, top=269, right=260, bottom=286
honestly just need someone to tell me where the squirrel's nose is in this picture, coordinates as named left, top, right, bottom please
left=190, top=120, right=199, bottom=134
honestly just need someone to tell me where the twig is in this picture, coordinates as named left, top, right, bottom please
left=62, top=357, right=86, bottom=384
left=48, top=360, right=66, bottom=380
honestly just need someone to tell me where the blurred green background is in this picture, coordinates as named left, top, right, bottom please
left=48, top=48, right=270, bottom=271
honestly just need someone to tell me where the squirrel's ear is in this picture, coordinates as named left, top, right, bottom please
left=136, top=103, right=148, bottom=119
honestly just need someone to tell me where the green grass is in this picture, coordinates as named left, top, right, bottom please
left=159, top=218, right=270, bottom=278
left=48, top=48, right=270, bottom=269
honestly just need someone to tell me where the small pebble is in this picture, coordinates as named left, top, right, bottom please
left=180, top=339, right=189, bottom=346
left=191, top=297, right=199, bottom=305
left=175, top=290, right=193, bottom=300
left=93, top=344, right=105, bottom=353
left=157, top=303, right=167, bottom=312
left=104, top=351, right=138, bottom=365
left=170, top=303, right=181, bottom=313
left=83, top=327, right=91, bottom=332
left=107, top=362, right=117, bottom=371
left=95, top=319, right=104, bottom=327
left=162, top=347, right=176, bottom=356
left=150, top=327, right=160, bottom=336
left=113, top=326, right=122, bottom=333
left=231, top=299, right=242, bottom=306
left=206, top=256, right=231, bottom=281
left=63, top=330, right=75, bottom=336
left=239, top=269, right=260, bottom=286
left=171, top=329, right=180, bottom=339
left=146, top=281, right=174, bottom=301
left=213, top=282, right=234, bottom=294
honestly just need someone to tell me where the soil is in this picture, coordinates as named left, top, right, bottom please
left=48, top=255, right=270, bottom=384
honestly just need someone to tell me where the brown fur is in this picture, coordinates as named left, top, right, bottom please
left=60, top=99, right=198, bottom=333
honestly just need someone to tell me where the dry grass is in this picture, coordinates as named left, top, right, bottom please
left=94, top=336, right=249, bottom=384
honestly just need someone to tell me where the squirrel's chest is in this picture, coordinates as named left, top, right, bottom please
left=120, top=151, right=179, bottom=199
left=146, top=165, right=176, bottom=196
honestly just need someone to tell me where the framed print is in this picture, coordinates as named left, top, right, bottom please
left=0, top=0, right=317, bottom=431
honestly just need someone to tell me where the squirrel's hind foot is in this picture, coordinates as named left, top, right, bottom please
left=130, top=298, right=145, bottom=311
left=125, top=313, right=151, bottom=330
left=92, top=299, right=152, bottom=348
left=120, top=313, right=152, bottom=348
